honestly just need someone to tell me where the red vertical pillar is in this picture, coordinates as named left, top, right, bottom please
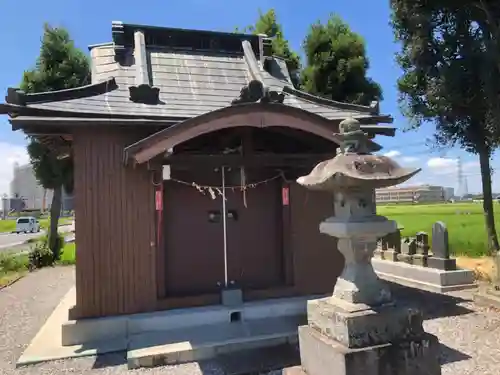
left=155, top=182, right=164, bottom=246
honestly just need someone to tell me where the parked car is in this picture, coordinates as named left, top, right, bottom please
left=14, top=216, right=40, bottom=234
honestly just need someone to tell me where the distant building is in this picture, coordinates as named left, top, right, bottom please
left=9, top=163, right=73, bottom=211
left=10, top=163, right=49, bottom=210
left=443, top=187, right=455, bottom=201
left=376, top=185, right=449, bottom=204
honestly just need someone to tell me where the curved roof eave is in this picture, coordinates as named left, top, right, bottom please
left=4, top=78, right=118, bottom=106
left=124, top=102, right=384, bottom=164
left=282, top=86, right=381, bottom=115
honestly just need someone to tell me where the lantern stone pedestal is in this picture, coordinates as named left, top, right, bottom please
left=294, top=117, right=441, bottom=375
left=294, top=194, right=441, bottom=375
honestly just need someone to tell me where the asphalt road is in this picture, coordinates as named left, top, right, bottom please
left=0, top=224, right=74, bottom=250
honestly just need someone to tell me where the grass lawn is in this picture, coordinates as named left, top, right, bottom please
left=377, top=202, right=500, bottom=257
left=0, top=242, right=75, bottom=287
left=0, top=217, right=72, bottom=233
left=59, top=242, right=76, bottom=265
left=0, top=252, right=29, bottom=287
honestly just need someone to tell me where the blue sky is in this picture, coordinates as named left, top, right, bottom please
left=0, top=0, right=492, bottom=196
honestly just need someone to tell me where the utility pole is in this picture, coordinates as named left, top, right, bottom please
left=457, top=156, right=464, bottom=198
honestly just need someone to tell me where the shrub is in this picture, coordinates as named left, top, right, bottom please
left=39, top=233, right=65, bottom=261
left=18, top=210, right=42, bottom=218
left=28, top=242, right=54, bottom=270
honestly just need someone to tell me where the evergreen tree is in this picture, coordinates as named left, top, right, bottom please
left=301, top=14, right=382, bottom=105
left=20, top=24, right=90, bottom=259
left=391, top=0, right=500, bottom=254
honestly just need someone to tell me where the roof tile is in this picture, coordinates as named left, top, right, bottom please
left=9, top=26, right=390, bottom=125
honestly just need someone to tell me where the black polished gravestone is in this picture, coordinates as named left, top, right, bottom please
left=397, top=237, right=417, bottom=264
left=427, top=221, right=457, bottom=271
left=412, top=232, right=429, bottom=267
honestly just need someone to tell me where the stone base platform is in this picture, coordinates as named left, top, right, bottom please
left=372, top=258, right=477, bottom=293
left=18, top=287, right=315, bottom=369
left=298, top=326, right=440, bottom=375
left=296, top=297, right=441, bottom=375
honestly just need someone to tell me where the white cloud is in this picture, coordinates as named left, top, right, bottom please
left=401, top=156, right=419, bottom=163
left=464, top=161, right=479, bottom=170
left=383, top=150, right=401, bottom=158
left=0, top=141, right=29, bottom=197
left=381, top=150, right=419, bottom=163
left=426, top=157, right=458, bottom=175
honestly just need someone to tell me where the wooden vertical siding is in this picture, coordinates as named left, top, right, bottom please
left=289, top=184, right=344, bottom=295
left=72, top=128, right=157, bottom=319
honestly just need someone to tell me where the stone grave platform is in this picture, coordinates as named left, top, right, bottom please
left=372, top=258, right=476, bottom=293
left=373, top=222, right=477, bottom=293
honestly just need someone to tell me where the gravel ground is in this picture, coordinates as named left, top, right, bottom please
left=0, top=267, right=500, bottom=375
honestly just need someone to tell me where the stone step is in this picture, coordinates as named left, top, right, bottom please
left=127, top=295, right=311, bottom=335
left=127, top=316, right=303, bottom=369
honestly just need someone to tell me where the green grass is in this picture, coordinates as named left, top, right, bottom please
left=0, top=252, right=29, bottom=286
left=0, top=217, right=72, bottom=233
left=377, top=202, right=500, bottom=257
left=59, top=242, right=76, bottom=265
left=0, top=242, right=75, bottom=286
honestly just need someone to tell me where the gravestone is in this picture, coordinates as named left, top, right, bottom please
left=413, top=232, right=429, bottom=267
left=374, top=238, right=385, bottom=259
left=397, top=237, right=416, bottom=264
left=381, top=236, right=389, bottom=250
left=377, top=230, right=401, bottom=261
left=427, top=221, right=456, bottom=270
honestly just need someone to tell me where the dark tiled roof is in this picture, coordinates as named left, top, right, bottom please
left=28, top=46, right=252, bottom=118
left=2, top=22, right=392, bottom=125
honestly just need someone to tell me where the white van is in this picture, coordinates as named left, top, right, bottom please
left=15, top=217, right=40, bottom=234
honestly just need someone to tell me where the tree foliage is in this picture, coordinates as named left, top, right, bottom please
left=20, top=24, right=89, bottom=258
left=301, top=14, right=382, bottom=106
left=390, top=0, right=500, bottom=254
left=26, top=140, right=74, bottom=193
left=240, top=9, right=301, bottom=87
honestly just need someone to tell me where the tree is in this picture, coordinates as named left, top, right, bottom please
left=390, top=1, right=500, bottom=255
left=301, top=14, right=382, bottom=106
left=239, top=9, right=301, bottom=87
left=20, top=24, right=90, bottom=259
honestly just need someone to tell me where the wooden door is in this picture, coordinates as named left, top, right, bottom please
left=163, top=170, right=225, bottom=297
left=225, top=170, right=283, bottom=290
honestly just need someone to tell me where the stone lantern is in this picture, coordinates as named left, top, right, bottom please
left=293, top=118, right=441, bottom=375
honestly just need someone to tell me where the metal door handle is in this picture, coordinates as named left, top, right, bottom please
left=208, top=210, right=221, bottom=223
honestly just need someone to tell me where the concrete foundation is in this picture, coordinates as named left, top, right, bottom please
left=18, top=287, right=317, bottom=368
left=297, top=297, right=441, bottom=375
left=221, top=288, right=243, bottom=307
left=372, top=258, right=477, bottom=293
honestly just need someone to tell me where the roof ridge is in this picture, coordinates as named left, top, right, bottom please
left=241, top=41, right=290, bottom=90
left=282, top=86, right=379, bottom=114
left=5, top=78, right=118, bottom=106
left=241, top=40, right=263, bottom=83
left=112, top=22, right=260, bottom=57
